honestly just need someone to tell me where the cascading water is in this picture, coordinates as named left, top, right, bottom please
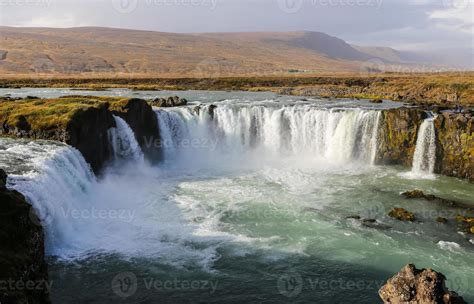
left=412, top=116, right=437, bottom=175
left=155, top=104, right=382, bottom=165
left=108, top=115, right=144, bottom=163
left=1, top=140, right=96, bottom=253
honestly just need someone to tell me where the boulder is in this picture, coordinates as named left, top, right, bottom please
left=0, top=169, right=51, bottom=304
left=379, top=264, right=466, bottom=304
left=456, top=215, right=474, bottom=234
left=388, top=208, right=416, bottom=221
left=370, top=99, right=383, bottom=104
left=150, top=96, right=187, bottom=107
left=402, top=189, right=427, bottom=199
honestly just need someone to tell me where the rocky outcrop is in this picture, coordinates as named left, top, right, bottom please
left=66, top=103, right=115, bottom=174
left=435, top=112, right=473, bottom=181
left=1, top=97, right=164, bottom=173
left=112, top=98, right=162, bottom=163
left=388, top=208, right=416, bottom=221
left=376, top=109, right=473, bottom=181
left=150, top=96, right=188, bottom=107
left=0, top=169, right=50, bottom=304
left=376, top=108, right=426, bottom=167
left=379, top=264, right=466, bottom=304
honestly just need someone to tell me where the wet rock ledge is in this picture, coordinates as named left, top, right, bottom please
left=376, top=108, right=473, bottom=181
left=379, top=264, right=466, bottom=304
left=0, top=96, right=161, bottom=174
left=0, top=169, right=51, bottom=304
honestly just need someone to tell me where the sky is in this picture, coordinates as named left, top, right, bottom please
left=0, top=0, right=472, bottom=57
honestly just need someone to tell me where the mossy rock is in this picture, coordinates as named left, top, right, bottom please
left=388, top=208, right=416, bottom=221
left=402, top=190, right=426, bottom=199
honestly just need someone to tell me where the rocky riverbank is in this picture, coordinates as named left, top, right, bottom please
left=0, top=169, right=51, bottom=304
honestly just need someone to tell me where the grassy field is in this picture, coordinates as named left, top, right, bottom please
left=1, top=73, right=473, bottom=106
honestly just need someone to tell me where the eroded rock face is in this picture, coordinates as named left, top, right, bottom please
left=112, top=98, right=162, bottom=163
left=66, top=103, right=115, bottom=174
left=376, top=109, right=473, bottom=182
left=0, top=169, right=51, bottom=304
left=376, top=108, right=426, bottom=167
left=435, top=112, right=473, bottom=181
left=379, top=264, right=466, bottom=304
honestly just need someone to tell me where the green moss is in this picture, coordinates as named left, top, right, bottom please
left=0, top=96, right=125, bottom=131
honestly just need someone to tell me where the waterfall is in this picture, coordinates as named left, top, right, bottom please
left=155, top=105, right=382, bottom=165
left=412, top=117, right=437, bottom=175
left=108, top=115, right=144, bottom=162
left=2, top=141, right=96, bottom=253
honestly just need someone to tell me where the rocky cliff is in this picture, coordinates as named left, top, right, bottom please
left=0, top=169, right=51, bottom=304
left=0, top=97, right=162, bottom=174
left=66, top=103, right=115, bottom=173
left=112, top=98, right=162, bottom=163
left=376, top=108, right=473, bottom=181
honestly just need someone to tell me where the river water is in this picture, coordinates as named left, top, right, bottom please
left=1, top=89, right=473, bottom=303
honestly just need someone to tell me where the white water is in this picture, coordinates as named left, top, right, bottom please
left=412, top=117, right=437, bottom=176
left=108, top=115, right=144, bottom=163
left=155, top=105, right=382, bottom=166
left=1, top=94, right=474, bottom=302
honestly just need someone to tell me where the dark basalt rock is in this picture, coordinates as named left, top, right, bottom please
left=402, top=190, right=474, bottom=210
left=150, top=96, right=188, bottom=107
left=436, top=217, right=448, bottom=224
left=379, top=264, right=466, bottom=304
left=112, top=98, right=162, bottom=163
left=66, top=103, right=115, bottom=174
left=0, top=169, right=51, bottom=304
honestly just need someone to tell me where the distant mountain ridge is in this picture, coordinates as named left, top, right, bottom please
left=0, top=26, right=464, bottom=77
